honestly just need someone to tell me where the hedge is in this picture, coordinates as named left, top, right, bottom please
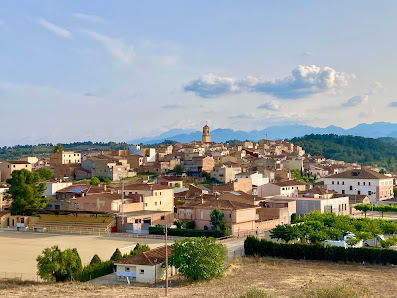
left=149, top=226, right=223, bottom=238
left=81, top=260, right=114, bottom=282
left=244, top=236, right=397, bottom=265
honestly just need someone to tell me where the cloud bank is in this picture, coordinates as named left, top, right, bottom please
left=184, top=65, right=353, bottom=99
left=342, top=95, right=368, bottom=107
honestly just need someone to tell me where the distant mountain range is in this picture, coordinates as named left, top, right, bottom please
left=129, top=122, right=397, bottom=144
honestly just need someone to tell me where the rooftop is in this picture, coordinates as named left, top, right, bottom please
left=123, top=184, right=174, bottom=191
left=326, top=169, right=391, bottom=180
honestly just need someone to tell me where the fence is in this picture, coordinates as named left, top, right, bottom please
left=0, top=271, right=41, bottom=282
left=109, top=232, right=182, bottom=240
left=227, top=247, right=245, bottom=261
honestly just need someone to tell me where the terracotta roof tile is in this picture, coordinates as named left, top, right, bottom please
left=115, top=245, right=172, bottom=266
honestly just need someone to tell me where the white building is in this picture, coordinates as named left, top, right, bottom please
left=258, top=180, right=307, bottom=198
left=324, top=169, right=394, bottom=203
left=270, top=195, right=350, bottom=217
left=235, top=172, right=269, bottom=187
left=115, top=245, right=176, bottom=284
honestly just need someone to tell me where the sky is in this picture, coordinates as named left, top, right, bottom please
left=1, top=1, right=397, bottom=146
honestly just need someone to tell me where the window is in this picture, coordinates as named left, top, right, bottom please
left=358, top=182, right=360, bottom=185
left=363, top=182, right=365, bottom=186
left=161, top=216, right=165, bottom=220
left=145, top=203, right=147, bottom=207
left=13, top=165, right=15, bottom=168
left=126, top=267, right=130, bottom=272
left=369, top=182, right=371, bottom=186
left=160, top=201, right=161, bottom=205
left=342, top=182, right=344, bottom=185
left=155, top=202, right=157, bottom=206
left=368, top=191, right=371, bottom=195
left=229, top=213, right=232, bottom=218
left=358, top=191, right=361, bottom=195
left=350, top=186, right=353, bottom=191
left=139, top=269, right=144, bottom=274
left=332, top=181, right=334, bottom=185
left=337, top=181, right=339, bottom=185
left=200, top=211, right=203, bottom=220
left=345, top=204, right=347, bottom=211
left=342, top=190, right=345, bottom=194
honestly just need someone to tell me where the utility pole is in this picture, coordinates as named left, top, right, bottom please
left=165, top=217, right=168, bottom=297
left=120, top=174, right=125, bottom=233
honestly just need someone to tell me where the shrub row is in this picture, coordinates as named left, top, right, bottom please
left=149, top=226, right=223, bottom=238
left=81, top=260, right=114, bottom=282
left=244, top=236, right=397, bottom=265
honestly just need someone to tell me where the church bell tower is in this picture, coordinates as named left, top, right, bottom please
left=202, top=124, right=211, bottom=143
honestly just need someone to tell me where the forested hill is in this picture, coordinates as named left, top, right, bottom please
left=290, top=134, right=397, bottom=172
left=0, top=142, right=129, bottom=161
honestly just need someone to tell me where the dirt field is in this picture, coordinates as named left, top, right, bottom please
left=0, top=231, right=170, bottom=278
left=1, top=256, right=397, bottom=297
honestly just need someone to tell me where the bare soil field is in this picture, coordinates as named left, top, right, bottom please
left=1, top=257, right=397, bottom=298
left=0, top=231, right=169, bottom=278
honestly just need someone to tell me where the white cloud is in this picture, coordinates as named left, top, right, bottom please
left=84, top=30, right=135, bottom=63
left=257, top=101, right=280, bottom=111
left=342, top=95, right=368, bottom=107
left=38, top=18, right=72, bottom=38
left=72, top=13, right=103, bottom=22
left=367, top=81, right=383, bottom=95
left=184, top=65, right=353, bottom=99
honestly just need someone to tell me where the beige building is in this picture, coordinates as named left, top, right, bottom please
left=0, top=161, right=32, bottom=182
left=210, top=163, right=241, bottom=183
left=122, top=184, right=174, bottom=212
left=50, top=151, right=81, bottom=167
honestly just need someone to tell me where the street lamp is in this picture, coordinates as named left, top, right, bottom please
left=154, top=258, right=158, bottom=287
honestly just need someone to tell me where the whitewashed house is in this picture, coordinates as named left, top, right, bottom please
left=114, top=245, right=175, bottom=284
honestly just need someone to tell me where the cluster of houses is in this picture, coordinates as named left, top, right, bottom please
left=0, top=125, right=396, bottom=236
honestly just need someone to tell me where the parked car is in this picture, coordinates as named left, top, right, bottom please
left=323, top=233, right=363, bottom=248
left=364, top=235, right=385, bottom=247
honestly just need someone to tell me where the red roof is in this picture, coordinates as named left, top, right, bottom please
left=115, top=245, right=172, bottom=266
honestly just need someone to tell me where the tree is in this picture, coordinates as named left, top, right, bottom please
left=173, top=165, right=184, bottom=174
left=175, top=183, right=181, bottom=188
left=173, top=220, right=183, bottom=229
left=210, top=208, right=224, bottom=230
left=36, top=246, right=82, bottom=282
left=102, top=177, right=111, bottom=185
left=270, top=224, right=300, bottom=243
left=6, top=169, right=48, bottom=215
left=110, top=248, right=123, bottom=261
left=130, top=243, right=150, bottom=256
left=379, top=236, right=397, bottom=249
left=89, top=176, right=100, bottom=186
left=168, top=237, right=228, bottom=280
left=354, top=204, right=372, bottom=218
left=53, top=144, right=64, bottom=153
left=37, top=167, right=53, bottom=180
left=90, top=254, right=102, bottom=266
left=379, top=168, right=386, bottom=174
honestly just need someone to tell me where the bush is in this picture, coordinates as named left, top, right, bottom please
left=183, top=221, right=196, bottom=229
left=240, top=288, right=271, bottom=298
left=81, top=260, right=114, bottom=282
left=90, top=254, right=102, bottom=266
left=244, top=236, right=397, bottom=265
left=291, top=213, right=297, bottom=224
left=110, top=248, right=123, bottom=261
left=149, top=226, right=223, bottom=238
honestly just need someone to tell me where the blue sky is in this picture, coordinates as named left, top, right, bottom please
left=1, top=1, right=397, bottom=145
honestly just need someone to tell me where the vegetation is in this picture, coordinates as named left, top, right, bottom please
left=37, top=167, right=53, bottom=180
left=168, top=237, right=228, bottom=280
left=0, top=141, right=130, bottom=161
left=270, top=211, right=397, bottom=244
left=6, top=169, right=48, bottom=215
left=89, top=176, right=100, bottom=186
left=355, top=204, right=397, bottom=218
left=245, top=236, right=397, bottom=265
left=89, top=254, right=102, bottom=266
left=128, top=243, right=150, bottom=256
left=291, top=169, right=316, bottom=184
left=53, top=144, right=64, bottom=153
left=240, top=288, right=271, bottom=298
left=81, top=260, right=114, bottom=282
left=290, top=134, right=397, bottom=172
left=210, top=208, right=225, bottom=230
left=110, top=248, right=123, bottom=261
left=36, top=246, right=82, bottom=282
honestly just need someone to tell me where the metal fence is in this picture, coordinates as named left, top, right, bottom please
left=0, top=271, right=41, bottom=282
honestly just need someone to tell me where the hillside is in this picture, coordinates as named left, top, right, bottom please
left=0, top=142, right=129, bottom=161
left=290, top=134, right=397, bottom=172
left=1, top=257, right=396, bottom=297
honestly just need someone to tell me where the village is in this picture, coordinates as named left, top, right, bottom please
left=1, top=124, right=397, bottom=290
